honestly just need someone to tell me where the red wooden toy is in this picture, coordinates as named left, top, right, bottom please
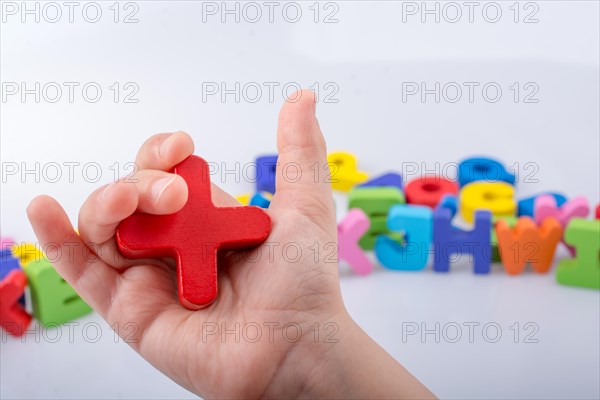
left=116, top=156, right=271, bottom=310
left=405, top=176, right=459, bottom=208
left=0, top=270, right=32, bottom=336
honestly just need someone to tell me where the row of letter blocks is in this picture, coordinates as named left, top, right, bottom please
left=249, top=152, right=600, bottom=288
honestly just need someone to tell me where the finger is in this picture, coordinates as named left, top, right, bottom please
left=135, top=131, right=195, bottom=171
left=135, top=131, right=239, bottom=208
left=27, top=195, right=118, bottom=318
left=270, top=90, right=335, bottom=225
left=78, top=171, right=188, bottom=248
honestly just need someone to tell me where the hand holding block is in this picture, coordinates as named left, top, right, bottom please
left=460, top=182, right=516, bottom=223
left=359, top=172, right=403, bottom=190
left=0, top=270, right=32, bottom=336
left=405, top=176, right=458, bottom=208
left=556, top=219, right=600, bottom=290
left=327, top=152, right=368, bottom=191
left=496, top=217, right=562, bottom=275
left=458, top=157, right=516, bottom=187
left=338, top=209, right=374, bottom=276
left=117, top=155, right=272, bottom=310
left=25, top=258, right=92, bottom=326
left=375, top=205, right=433, bottom=271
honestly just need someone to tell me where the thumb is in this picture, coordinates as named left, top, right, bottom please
left=270, top=89, right=336, bottom=228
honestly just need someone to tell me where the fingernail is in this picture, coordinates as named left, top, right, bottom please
left=158, top=134, right=177, bottom=159
left=151, top=176, right=176, bottom=204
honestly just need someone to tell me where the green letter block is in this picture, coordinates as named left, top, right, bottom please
left=556, top=219, right=600, bottom=290
left=348, top=187, right=405, bottom=249
left=24, top=258, right=92, bottom=326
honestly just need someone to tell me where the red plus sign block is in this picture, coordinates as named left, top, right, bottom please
left=116, top=155, right=271, bottom=310
left=0, top=270, right=32, bottom=336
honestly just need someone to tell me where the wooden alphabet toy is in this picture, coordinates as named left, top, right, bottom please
left=0, top=249, right=21, bottom=281
left=458, top=157, right=516, bottom=187
left=255, top=155, right=278, bottom=194
left=517, top=192, right=566, bottom=217
left=327, top=151, right=369, bottom=191
left=490, top=215, right=518, bottom=263
left=556, top=219, right=600, bottom=289
left=534, top=195, right=590, bottom=254
left=460, top=182, right=516, bottom=223
left=496, top=217, right=563, bottom=275
left=438, top=194, right=457, bottom=217
left=25, top=258, right=92, bottom=326
left=1, top=236, right=15, bottom=250
left=375, top=205, right=433, bottom=271
left=405, top=176, right=458, bottom=208
left=433, top=208, right=492, bottom=274
left=116, top=155, right=272, bottom=310
left=358, top=172, right=403, bottom=190
left=0, top=270, right=31, bottom=336
left=249, top=192, right=272, bottom=209
left=348, top=187, right=405, bottom=250
left=338, top=209, right=374, bottom=275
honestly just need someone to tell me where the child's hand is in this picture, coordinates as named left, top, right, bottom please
left=28, top=90, right=434, bottom=399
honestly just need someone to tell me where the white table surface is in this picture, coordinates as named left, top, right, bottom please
left=1, top=1, right=599, bottom=398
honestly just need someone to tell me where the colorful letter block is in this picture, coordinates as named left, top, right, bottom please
left=556, top=219, right=600, bottom=290
left=24, top=258, right=92, bottom=326
left=535, top=195, right=589, bottom=254
left=327, top=152, right=368, bottom=191
left=359, top=172, right=403, bottom=190
left=249, top=192, right=272, bottom=208
left=338, top=209, right=374, bottom=275
left=255, top=155, right=278, bottom=194
left=235, top=193, right=251, bottom=206
left=496, top=217, right=563, bottom=275
left=438, top=194, right=458, bottom=218
left=433, top=208, right=492, bottom=274
left=491, top=215, right=518, bottom=263
left=348, top=187, right=405, bottom=249
left=517, top=192, right=566, bottom=217
left=375, top=205, right=433, bottom=271
left=117, top=156, right=272, bottom=310
left=405, top=176, right=458, bottom=208
left=0, top=270, right=32, bottom=336
left=1, top=236, right=15, bottom=250
left=0, top=251, right=21, bottom=281
left=458, top=157, right=516, bottom=187
left=11, top=243, right=45, bottom=267
left=460, top=182, right=516, bottom=223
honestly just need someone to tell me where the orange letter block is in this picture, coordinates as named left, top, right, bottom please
left=496, top=216, right=562, bottom=275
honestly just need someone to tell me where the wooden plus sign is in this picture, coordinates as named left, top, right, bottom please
left=116, top=156, right=271, bottom=310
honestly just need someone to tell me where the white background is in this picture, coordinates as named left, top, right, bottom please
left=1, top=1, right=599, bottom=399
